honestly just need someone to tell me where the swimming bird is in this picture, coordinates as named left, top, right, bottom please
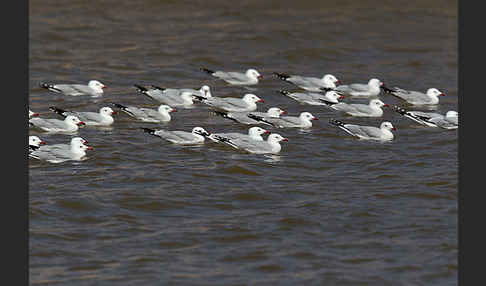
left=382, top=86, right=445, bottom=105
left=134, top=84, right=197, bottom=108
left=29, top=137, right=93, bottom=163
left=29, top=115, right=85, bottom=133
left=216, top=133, right=289, bottom=154
left=142, top=126, right=211, bottom=145
left=49, top=106, right=116, bottom=126
left=194, top=93, right=264, bottom=112
left=330, top=99, right=389, bottom=117
left=329, top=119, right=396, bottom=141
left=200, top=67, right=263, bottom=85
left=273, top=72, right=341, bottom=92
left=208, top=127, right=270, bottom=148
left=213, top=107, right=285, bottom=126
left=111, top=103, right=176, bottom=123
left=278, top=90, right=343, bottom=106
left=40, top=80, right=106, bottom=97
left=332, top=78, right=385, bottom=97
left=393, top=106, right=458, bottom=129
left=250, top=112, right=318, bottom=128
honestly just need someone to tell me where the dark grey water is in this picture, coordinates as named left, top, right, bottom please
left=29, top=0, right=457, bottom=285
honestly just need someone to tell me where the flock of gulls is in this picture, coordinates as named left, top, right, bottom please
left=29, top=67, right=458, bottom=163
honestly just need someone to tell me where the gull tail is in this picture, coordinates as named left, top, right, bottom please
left=40, top=82, right=63, bottom=93
left=278, top=90, right=292, bottom=96
left=134, top=84, right=149, bottom=93
left=200, top=67, right=215, bottom=75
left=49, top=106, right=68, bottom=118
left=110, top=102, right=128, bottom=110
left=329, top=119, right=356, bottom=137
left=273, top=72, right=291, bottom=81
left=212, top=110, right=238, bottom=123
left=210, top=134, right=239, bottom=149
left=247, top=113, right=276, bottom=127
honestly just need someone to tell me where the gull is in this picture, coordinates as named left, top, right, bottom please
left=134, top=84, right=197, bottom=108
left=49, top=106, right=116, bottom=126
left=194, top=93, right=264, bottom=112
left=29, top=138, right=93, bottom=163
left=29, top=115, right=85, bottom=133
left=251, top=112, right=318, bottom=128
left=213, top=107, right=286, bottom=126
left=200, top=67, right=263, bottom=85
left=273, top=72, right=341, bottom=92
left=332, top=78, right=385, bottom=97
left=215, top=133, right=289, bottom=154
left=394, top=106, right=458, bottom=129
left=329, top=119, right=396, bottom=141
left=111, top=103, right=176, bottom=123
left=208, top=127, right=270, bottom=148
left=382, top=86, right=445, bottom=105
left=40, top=80, right=106, bottom=97
left=142, top=126, right=210, bottom=145
left=330, top=99, right=389, bottom=117
left=278, top=90, right=343, bottom=106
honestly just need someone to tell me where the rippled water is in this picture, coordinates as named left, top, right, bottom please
left=29, top=0, right=457, bottom=285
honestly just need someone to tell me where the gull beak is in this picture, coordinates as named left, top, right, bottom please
left=86, top=145, right=94, bottom=150
left=265, top=130, right=271, bottom=134
left=336, top=80, right=342, bottom=85
left=282, top=138, right=289, bottom=142
left=313, top=117, right=318, bottom=120
left=281, top=110, right=287, bottom=115
left=339, top=95, right=344, bottom=100
left=32, top=113, right=39, bottom=117
left=383, top=104, right=389, bottom=107
left=258, top=75, right=264, bottom=80
left=102, top=85, right=107, bottom=89
left=77, top=121, right=86, bottom=126
left=171, top=108, right=177, bottom=112
left=258, top=99, right=264, bottom=103
left=440, top=93, right=446, bottom=96
left=392, top=127, right=397, bottom=131
left=111, top=111, right=117, bottom=115
left=40, top=141, right=47, bottom=145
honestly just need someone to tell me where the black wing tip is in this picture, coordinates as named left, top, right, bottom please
left=273, top=72, right=290, bottom=80
left=141, top=127, right=156, bottom=134
left=278, top=89, right=291, bottom=95
left=109, top=102, right=127, bottom=109
left=192, top=94, right=206, bottom=101
left=329, top=118, right=345, bottom=127
left=49, top=106, right=66, bottom=114
left=40, top=82, right=51, bottom=89
left=393, top=105, right=407, bottom=115
left=133, top=84, right=148, bottom=92
left=381, top=85, right=396, bottom=94
left=320, top=87, right=334, bottom=92
left=150, top=85, right=165, bottom=91
left=200, top=67, right=215, bottom=74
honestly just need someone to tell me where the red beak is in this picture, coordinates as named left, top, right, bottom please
left=313, top=117, right=318, bottom=120
left=281, top=110, right=287, bottom=115
left=102, top=85, right=107, bottom=89
left=40, top=141, right=46, bottom=145
left=440, top=93, right=446, bottom=96
left=265, top=130, right=271, bottom=134
left=258, top=99, right=264, bottom=103
left=282, top=138, right=289, bottom=142
left=336, top=80, right=342, bottom=85
left=86, top=146, right=94, bottom=150
left=171, top=108, right=177, bottom=112
left=383, top=104, right=389, bottom=107
left=32, top=113, right=39, bottom=117
left=111, top=111, right=117, bottom=115
left=392, top=127, right=397, bottom=131
left=339, top=96, right=344, bottom=99
left=78, top=121, right=86, bottom=126
left=258, top=75, right=264, bottom=80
